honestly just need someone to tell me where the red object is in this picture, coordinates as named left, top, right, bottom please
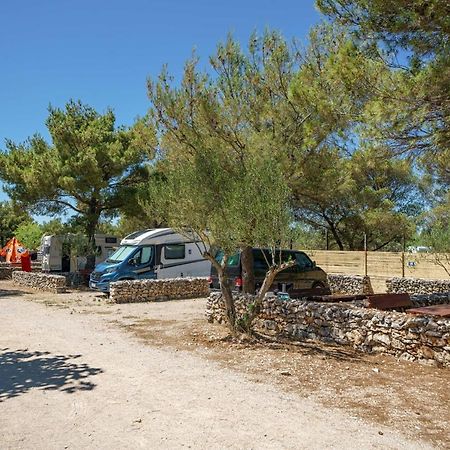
left=234, top=276, right=243, bottom=288
left=21, top=255, right=32, bottom=272
left=407, top=304, right=450, bottom=318
left=367, top=293, right=412, bottom=310
left=0, top=237, right=29, bottom=263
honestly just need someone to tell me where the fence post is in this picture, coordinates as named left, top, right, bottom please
left=364, top=233, right=368, bottom=277
left=402, top=235, right=406, bottom=278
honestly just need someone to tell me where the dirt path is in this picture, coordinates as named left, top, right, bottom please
left=0, top=284, right=447, bottom=449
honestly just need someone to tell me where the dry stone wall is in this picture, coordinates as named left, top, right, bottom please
left=110, top=277, right=210, bottom=303
left=0, top=266, right=15, bottom=280
left=12, top=271, right=67, bottom=293
left=0, top=263, right=42, bottom=280
left=387, top=277, right=450, bottom=295
left=327, top=274, right=374, bottom=295
left=206, top=292, right=450, bottom=367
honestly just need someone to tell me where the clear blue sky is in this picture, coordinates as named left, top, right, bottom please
left=0, top=0, right=321, bottom=205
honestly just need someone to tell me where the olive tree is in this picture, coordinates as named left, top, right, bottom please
left=143, top=149, right=295, bottom=333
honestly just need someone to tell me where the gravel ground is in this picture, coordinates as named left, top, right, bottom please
left=0, top=281, right=448, bottom=449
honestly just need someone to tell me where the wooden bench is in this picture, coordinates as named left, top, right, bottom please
left=367, top=293, right=412, bottom=310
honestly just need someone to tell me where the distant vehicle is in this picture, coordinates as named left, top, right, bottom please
left=89, top=228, right=211, bottom=293
left=41, top=234, right=118, bottom=272
left=407, top=246, right=431, bottom=253
left=210, top=248, right=329, bottom=293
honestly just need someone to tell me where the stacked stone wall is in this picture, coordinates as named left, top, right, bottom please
left=206, top=293, right=450, bottom=367
left=12, top=271, right=67, bottom=293
left=110, top=277, right=210, bottom=303
left=0, top=263, right=42, bottom=280
left=387, top=277, right=450, bottom=295
left=327, top=274, right=373, bottom=295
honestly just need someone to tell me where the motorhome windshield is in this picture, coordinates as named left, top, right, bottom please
left=107, top=246, right=137, bottom=263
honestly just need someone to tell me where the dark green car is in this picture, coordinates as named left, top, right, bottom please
left=210, top=248, right=329, bottom=293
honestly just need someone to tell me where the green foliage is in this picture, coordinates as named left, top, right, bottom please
left=317, top=0, right=450, bottom=184
left=421, top=196, right=450, bottom=276
left=0, top=201, right=30, bottom=247
left=316, top=0, right=449, bottom=57
left=40, top=219, right=69, bottom=236
left=147, top=31, right=298, bottom=255
left=13, top=221, right=42, bottom=250
left=0, top=100, right=156, bottom=267
left=292, top=224, right=326, bottom=250
left=291, top=145, right=419, bottom=250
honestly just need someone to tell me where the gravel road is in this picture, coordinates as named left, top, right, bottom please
left=0, top=290, right=435, bottom=449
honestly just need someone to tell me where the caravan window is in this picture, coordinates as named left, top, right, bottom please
left=164, top=244, right=185, bottom=259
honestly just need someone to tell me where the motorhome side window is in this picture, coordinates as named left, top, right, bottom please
left=164, top=244, right=185, bottom=259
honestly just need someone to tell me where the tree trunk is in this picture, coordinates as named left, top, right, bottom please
left=205, top=253, right=237, bottom=333
left=218, top=271, right=237, bottom=333
left=241, top=246, right=255, bottom=294
left=244, top=260, right=296, bottom=333
left=326, top=221, right=344, bottom=251
left=85, top=218, right=98, bottom=271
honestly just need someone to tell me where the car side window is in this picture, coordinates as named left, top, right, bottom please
left=280, top=251, right=298, bottom=273
left=253, top=250, right=270, bottom=270
left=295, top=252, right=313, bottom=269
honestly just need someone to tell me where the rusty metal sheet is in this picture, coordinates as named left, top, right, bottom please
left=407, top=304, right=450, bottom=317
left=368, top=293, right=412, bottom=310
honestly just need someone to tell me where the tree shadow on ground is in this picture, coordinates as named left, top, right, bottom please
left=0, top=348, right=103, bottom=402
left=251, top=331, right=363, bottom=362
left=0, top=289, right=28, bottom=297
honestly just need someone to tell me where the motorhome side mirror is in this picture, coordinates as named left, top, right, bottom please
left=313, top=261, right=316, bottom=268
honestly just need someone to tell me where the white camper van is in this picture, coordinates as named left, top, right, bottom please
left=41, top=234, right=119, bottom=272
left=89, top=228, right=211, bottom=292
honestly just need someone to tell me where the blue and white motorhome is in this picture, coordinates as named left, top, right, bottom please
left=89, top=228, right=211, bottom=292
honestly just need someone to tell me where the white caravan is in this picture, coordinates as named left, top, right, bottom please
left=41, top=234, right=119, bottom=272
left=89, top=228, right=211, bottom=292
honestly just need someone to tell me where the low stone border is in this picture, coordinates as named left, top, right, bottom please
left=0, top=266, right=15, bottom=280
left=206, top=293, right=450, bottom=367
left=12, top=271, right=67, bottom=293
left=110, top=277, right=210, bottom=303
left=327, top=274, right=373, bottom=295
left=0, top=264, right=42, bottom=280
left=387, top=277, right=450, bottom=295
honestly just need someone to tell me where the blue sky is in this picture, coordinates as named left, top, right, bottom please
left=0, top=0, right=321, bottom=206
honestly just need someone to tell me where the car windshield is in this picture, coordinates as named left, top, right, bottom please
left=106, top=246, right=137, bottom=263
